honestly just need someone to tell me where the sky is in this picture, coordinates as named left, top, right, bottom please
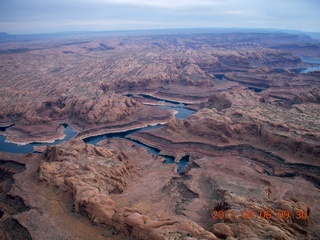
left=0, top=0, right=319, bottom=34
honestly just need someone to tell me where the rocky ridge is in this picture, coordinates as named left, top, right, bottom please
left=129, top=89, right=320, bottom=238
left=38, top=139, right=218, bottom=240
left=0, top=32, right=311, bottom=144
left=0, top=31, right=319, bottom=239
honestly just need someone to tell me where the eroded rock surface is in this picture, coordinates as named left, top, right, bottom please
left=38, top=139, right=218, bottom=240
left=130, top=89, right=320, bottom=238
left=0, top=31, right=312, bottom=144
left=0, top=31, right=319, bottom=240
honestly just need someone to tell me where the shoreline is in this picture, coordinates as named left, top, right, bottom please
left=140, top=93, right=208, bottom=104
left=0, top=118, right=173, bottom=147
left=74, top=106, right=176, bottom=141
left=76, top=119, right=171, bottom=141
left=0, top=123, right=14, bottom=129
left=0, top=101, right=197, bottom=151
left=0, top=104, right=177, bottom=147
left=122, top=91, right=208, bottom=105
left=2, top=125, right=68, bottom=146
left=144, top=103, right=197, bottom=112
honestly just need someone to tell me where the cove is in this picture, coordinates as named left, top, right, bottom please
left=83, top=103, right=195, bottom=173
left=121, top=138, right=190, bottom=174
left=0, top=124, right=78, bottom=154
left=300, top=57, right=320, bottom=73
left=274, top=58, right=320, bottom=74
left=0, top=124, right=14, bottom=132
left=213, top=74, right=225, bottom=80
left=83, top=128, right=191, bottom=173
left=0, top=100, right=195, bottom=173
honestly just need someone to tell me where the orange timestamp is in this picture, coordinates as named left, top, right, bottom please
left=212, top=209, right=308, bottom=220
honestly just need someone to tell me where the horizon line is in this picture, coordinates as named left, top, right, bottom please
left=1, top=27, right=320, bottom=36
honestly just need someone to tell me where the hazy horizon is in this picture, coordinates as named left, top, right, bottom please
left=1, top=27, right=320, bottom=37
left=0, top=0, right=319, bottom=34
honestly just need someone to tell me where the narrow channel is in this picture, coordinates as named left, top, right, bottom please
left=83, top=96, right=195, bottom=173
left=0, top=96, right=195, bottom=173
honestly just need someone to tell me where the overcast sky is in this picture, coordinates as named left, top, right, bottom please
left=0, top=0, right=319, bottom=34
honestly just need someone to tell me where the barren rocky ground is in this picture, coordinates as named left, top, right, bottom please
left=0, top=31, right=319, bottom=239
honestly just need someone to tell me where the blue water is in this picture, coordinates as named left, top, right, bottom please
left=301, top=66, right=320, bottom=73
left=121, top=138, right=190, bottom=173
left=273, top=58, right=320, bottom=74
left=214, top=74, right=225, bottom=80
left=0, top=103, right=195, bottom=173
left=0, top=124, right=78, bottom=154
left=82, top=106, right=195, bottom=173
left=300, top=58, right=320, bottom=73
left=83, top=124, right=164, bottom=146
left=300, top=60, right=320, bottom=73
left=157, top=105, right=195, bottom=119
left=301, top=57, right=320, bottom=65
left=139, top=94, right=185, bottom=106
left=0, top=135, right=34, bottom=154
left=0, top=124, right=14, bottom=132
left=177, top=155, right=190, bottom=173
left=0, top=107, right=194, bottom=154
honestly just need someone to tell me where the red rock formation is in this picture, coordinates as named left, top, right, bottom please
left=128, top=89, right=320, bottom=238
left=38, top=139, right=219, bottom=239
left=0, top=32, right=310, bottom=145
left=1, top=31, right=319, bottom=240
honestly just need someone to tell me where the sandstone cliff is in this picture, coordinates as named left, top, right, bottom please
left=38, top=139, right=218, bottom=240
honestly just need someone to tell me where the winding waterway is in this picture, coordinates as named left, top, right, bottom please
left=1, top=59, right=318, bottom=167
left=1, top=59, right=318, bottom=171
left=83, top=99, right=195, bottom=173
left=0, top=98, right=195, bottom=173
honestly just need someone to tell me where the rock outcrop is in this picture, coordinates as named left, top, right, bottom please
left=40, top=140, right=136, bottom=193
left=210, top=191, right=312, bottom=240
left=38, top=139, right=218, bottom=240
left=0, top=31, right=311, bottom=144
left=1, top=30, right=319, bottom=240
left=129, top=89, right=320, bottom=238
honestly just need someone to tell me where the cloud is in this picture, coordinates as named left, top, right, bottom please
left=83, top=0, right=223, bottom=9
left=0, top=0, right=319, bottom=33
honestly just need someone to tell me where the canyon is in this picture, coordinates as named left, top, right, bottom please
left=0, top=30, right=319, bottom=239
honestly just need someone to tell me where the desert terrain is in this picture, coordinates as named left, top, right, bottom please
left=0, top=30, right=319, bottom=240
